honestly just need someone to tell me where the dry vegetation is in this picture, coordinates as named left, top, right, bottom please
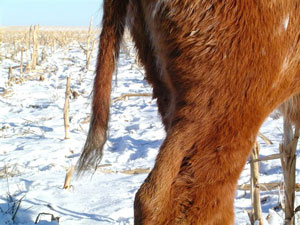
left=0, top=23, right=99, bottom=89
left=0, top=23, right=151, bottom=223
left=0, top=24, right=101, bottom=222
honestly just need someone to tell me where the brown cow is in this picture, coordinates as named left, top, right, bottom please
left=77, top=1, right=300, bottom=224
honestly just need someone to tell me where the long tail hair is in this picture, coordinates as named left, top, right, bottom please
left=76, top=0, right=129, bottom=175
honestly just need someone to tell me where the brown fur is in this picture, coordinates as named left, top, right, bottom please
left=77, top=1, right=300, bottom=224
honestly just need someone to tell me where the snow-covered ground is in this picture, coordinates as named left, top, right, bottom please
left=1, top=33, right=300, bottom=225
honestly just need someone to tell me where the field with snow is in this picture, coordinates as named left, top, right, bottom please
left=1, top=27, right=300, bottom=225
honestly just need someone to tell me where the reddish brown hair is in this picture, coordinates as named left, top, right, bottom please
left=78, top=1, right=300, bottom=224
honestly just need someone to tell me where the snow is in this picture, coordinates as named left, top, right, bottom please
left=1, top=34, right=300, bottom=225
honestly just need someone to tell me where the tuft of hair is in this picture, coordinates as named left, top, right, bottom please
left=76, top=0, right=129, bottom=176
left=76, top=115, right=108, bottom=176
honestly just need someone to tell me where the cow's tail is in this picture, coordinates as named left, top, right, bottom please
left=76, top=0, right=129, bottom=175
